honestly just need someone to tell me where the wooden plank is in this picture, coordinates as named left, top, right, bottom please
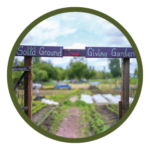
left=24, top=56, right=32, bottom=120
left=85, top=47, right=135, bottom=58
left=121, top=58, right=130, bottom=116
left=15, top=45, right=136, bottom=58
left=118, top=101, right=122, bottom=120
left=21, top=107, right=28, bottom=110
left=13, top=72, right=27, bottom=91
left=12, top=66, right=31, bottom=71
left=16, top=45, right=63, bottom=57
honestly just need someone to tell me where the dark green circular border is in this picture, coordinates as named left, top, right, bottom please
left=7, top=7, right=143, bottom=143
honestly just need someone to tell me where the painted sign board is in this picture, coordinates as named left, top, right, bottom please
left=85, top=47, right=135, bottom=58
left=15, top=45, right=63, bottom=57
left=15, top=45, right=136, bottom=58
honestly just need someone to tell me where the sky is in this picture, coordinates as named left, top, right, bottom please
left=17, top=12, right=137, bottom=74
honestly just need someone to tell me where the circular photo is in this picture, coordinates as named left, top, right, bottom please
left=7, top=7, right=142, bottom=143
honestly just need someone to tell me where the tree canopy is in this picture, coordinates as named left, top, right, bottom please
left=12, top=57, right=124, bottom=84
left=108, top=58, right=121, bottom=78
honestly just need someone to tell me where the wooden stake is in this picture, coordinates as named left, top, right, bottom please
left=121, top=58, right=130, bottom=117
left=118, top=101, right=122, bottom=120
left=24, top=56, right=32, bottom=120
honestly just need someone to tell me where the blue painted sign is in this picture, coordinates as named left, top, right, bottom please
left=16, top=45, right=63, bottom=57
left=85, top=47, right=135, bottom=58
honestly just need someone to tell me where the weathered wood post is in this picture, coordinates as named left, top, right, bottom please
left=121, top=58, right=130, bottom=117
left=24, top=56, right=32, bottom=120
left=118, top=101, right=122, bottom=120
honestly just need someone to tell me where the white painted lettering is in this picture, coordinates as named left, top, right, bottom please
left=39, top=47, right=44, bottom=55
left=87, top=48, right=93, bottom=56
left=17, top=46, right=23, bottom=55
left=111, top=48, right=116, bottom=56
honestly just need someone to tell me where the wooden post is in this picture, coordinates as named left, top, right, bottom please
left=121, top=58, right=130, bottom=117
left=118, top=101, right=122, bottom=120
left=24, top=56, right=32, bottom=120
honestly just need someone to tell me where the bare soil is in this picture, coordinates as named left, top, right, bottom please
left=91, top=89, right=136, bottom=97
left=32, top=105, right=54, bottom=124
left=70, top=95, right=78, bottom=102
left=56, top=107, right=81, bottom=138
left=17, top=89, right=73, bottom=97
left=95, top=105, right=118, bottom=127
left=91, top=89, right=121, bottom=95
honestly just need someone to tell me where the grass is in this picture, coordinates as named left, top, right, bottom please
left=130, top=78, right=138, bottom=84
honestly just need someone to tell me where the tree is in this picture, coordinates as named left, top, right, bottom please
left=12, top=71, right=24, bottom=85
left=69, top=57, right=87, bottom=67
left=13, top=57, right=20, bottom=66
left=41, top=59, right=52, bottom=65
left=108, top=58, right=121, bottom=77
left=69, top=62, right=86, bottom=80
left=35, top=63, right=55, bottom=79
left=84, top=66, right=96, bottom=80
left=37, top=70, right=48, bottom=81
left=33, top=57, right=41, bottom=64
left=68, top=61, right=96, bottom=80
left=54, top=67, right=66, bottom=81
left=134, top=67, right=138, bottom=78
left=19, top=59, right=24, bottom=66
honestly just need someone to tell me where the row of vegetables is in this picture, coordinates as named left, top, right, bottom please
left=18, top=89, right=121, bottom=136
left=32, top=89, right=82, bottom=114
left=79, top=104, right=110, bottom=136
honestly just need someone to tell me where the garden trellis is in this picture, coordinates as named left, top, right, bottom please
left=13, top=45, right=136, bottom=120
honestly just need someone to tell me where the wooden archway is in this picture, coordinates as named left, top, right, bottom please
left=13, top=45, right=136, bottom=120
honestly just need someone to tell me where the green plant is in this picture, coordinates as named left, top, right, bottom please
left=32, top=103, right=47, bottom=114
left=41, top=125, right=48, bottom=131
left=63, top=100, right=73, bottom=106
left=106, top=104, right=118, bottom=114
left=74, top=100, right=87, bottom=107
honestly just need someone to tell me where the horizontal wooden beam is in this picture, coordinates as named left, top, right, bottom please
left=15, top=45, right=136, bottom=58
left=21, top=107, right=28, bottom=110
left=12, top=66, right=31, bottom=71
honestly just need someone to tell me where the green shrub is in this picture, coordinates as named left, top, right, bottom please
left=32, top=102, right=36, bottom=106
left=74, top=100, right=87, bottom=107
left=63, top=100, right=73, bottom=106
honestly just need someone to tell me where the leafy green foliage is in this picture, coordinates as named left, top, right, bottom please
left=63, top=100, right=73, bottom=106
left=134, top=67, right=138, bottom=77
left=109, top=58, right=121, bottom=78
left=106, top=104, right=118, bottom=114
left=33, top=57, right=41, bottom=64
left=32, top=102, right=47, bottom=114
left=74, top=100, right=87, bottom=107
left=79, top=104, right=110, bottom=136
left=37, top=107, right=55, bottom=126
left=68, top=60, right=96, bottom=80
